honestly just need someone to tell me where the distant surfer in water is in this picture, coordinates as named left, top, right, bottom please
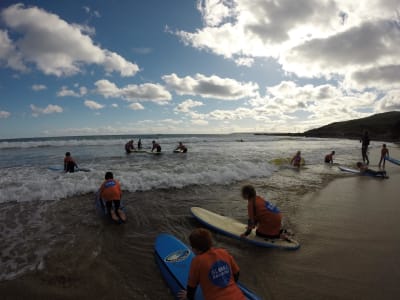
left=174, top=142, right=187, bottom=153
left=137, top=138, right=142, bottom=150
left=99, top=171, right=126, bottom=222
left=324, top=151, right=335, bottom=164
left=290, top=150, right=302, bottom=168
left=240, top=185, right=288, bottom=240
left=356, top=162, right=387, bottom=178
left=178, top=228, right=245, bottom=300
left=125, top=140, right=135, bottom=153
left=64, top=152, right=78, bottom=173
left=151, top=140, right=161, bottom=152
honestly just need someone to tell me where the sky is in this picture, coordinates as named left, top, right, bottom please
left=0, top=0, right=399, bottom=139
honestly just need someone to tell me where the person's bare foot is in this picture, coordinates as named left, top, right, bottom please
left=117, top=209, right=127, bottom=222
left=110, top=210, right=119, bottom=222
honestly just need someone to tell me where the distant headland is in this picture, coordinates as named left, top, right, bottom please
left=255, top=111, right=400, bottom=142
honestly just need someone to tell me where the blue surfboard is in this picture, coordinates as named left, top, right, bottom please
left=154, top=233, right=261, bottom=300
left=386, top=156, right=400, bottom=166
left=338, top=166, right=388, bottom=178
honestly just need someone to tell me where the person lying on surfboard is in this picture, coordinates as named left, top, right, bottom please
left=64, top=152, right=78, bottom=173
left=356, top=162, right=387, bottom=178
left=178, top=228, right=245, bottom=300
left=99, top=171, right=126, bottom=222
left=240, top=185, right=288, bottom=240
left=174, top=142, right=187, bottom=153
left=290, top=150, right=302, bottom=168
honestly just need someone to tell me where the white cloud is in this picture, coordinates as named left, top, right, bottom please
left=32, top=84, right=47, bottom=91
left=0, top=110, right=11, bottom=118
left=175, top=99, right=204, bottom=113
left=162, top=73, right=258, bottom=100
left=0, top=29, right=26, bottom=71
left=30, top=104, right=63, bottom=117
left=94, top=79, right=172, bottom=104
left=111, top=103, right=119, bottom=108
left=1, top=4, right=138, bottom=77
left=375, top=90, right=400, bottom=112
left=128, top=103, right=144, bottom=110
left=84, top=100, right=104, bottom=110
left=57, top=85, right=88, bottom=97
left=191, top=119, right=208, bottom=125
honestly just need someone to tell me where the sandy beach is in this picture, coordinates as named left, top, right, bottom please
left=1, top=144, right=399, bottom=300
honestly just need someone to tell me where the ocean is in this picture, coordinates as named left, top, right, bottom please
left=0, top=133, right=396, bottom=299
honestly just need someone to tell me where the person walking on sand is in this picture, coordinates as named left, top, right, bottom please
left=360, top=131, right=370, bottom=165
left=64, top=152, right=78, bottom=173
left=99, top=171, right=126, bottom=222
left=378, top=144, right=389, bottom=168
left=178, top=228, right=245, bottom=300
left=324, top=151, right=335, bottom=164
left=290, top=151, right=302, bottom=168
left=239, top=185, right=288, bottom=240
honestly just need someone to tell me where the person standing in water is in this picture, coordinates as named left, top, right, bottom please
left=378, top=144, right=389, bottom=169
left=360, top=131, right=370, bottom=165
left=324, top=151, right=335, bottom=164
left=290, top=151, right=302, bottom=168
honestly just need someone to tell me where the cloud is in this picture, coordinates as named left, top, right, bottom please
left=84, top=100, right=104, bottom=110
left=345, top=64, right=400, bottom=90
left=111, top=103, right=119, bottom=108
left=1, top=4, right=138, bottom=77
left=94, top=79, right=172, bottom=104
left=375, top=90, right=400, bottom=112
left=175, top=0, right=400, bottom=93
left=30, top=104, right=63, bottom=117
left=191, top=119, right=208, bottom=125
left=57, top=85, right=88, bottom=97
left=175, top=99, right=204, bottom=113
left=32, top=84, right=47, bottom=91
left=162, top=73, right=258, bottom=100
left=0, top=110, right=11, bottom=118
left=128, top=103, right=144, bottom=110
left=0, top=29, right=26, bottom=71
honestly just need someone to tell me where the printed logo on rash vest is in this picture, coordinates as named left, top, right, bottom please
left=104, top=180, right=116, bottom=188
left=265, top=201, right=280, bottom=214
left=208, top=260, right=231, bottom=288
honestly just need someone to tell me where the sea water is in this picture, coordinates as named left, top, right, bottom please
left=0, top=133, right=389, bottom=287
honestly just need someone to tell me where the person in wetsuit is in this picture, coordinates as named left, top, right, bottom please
left=151, top=140, right=161, bottom=152
left=64, top=152, right=78, bottom=173
left=99, top=171, right=126, bottom=222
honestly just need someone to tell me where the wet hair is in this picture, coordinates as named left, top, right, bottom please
left=383, top=144, right=386, bottom=147
left=65, top=152, right=71, bottom=156
left=152, top=140, right=155, bottom=143
left=189, top=228, right=213, bottom=252
left=356, top=162, right=362, bottom=168
left=332, top=151, right=335, bottom=154
left=241, top=184, right=256, bottom=199
left=105, top=171, right=114, bottom=180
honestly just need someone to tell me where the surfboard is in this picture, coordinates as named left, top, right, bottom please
left=190, top=207, right=300, bottom=250
left=338, top=166, right=388, bottom=178
left=154, top=233, right=261, bottom=300
left=48, top=166, right=90, bottom=172
left=270, top=157, right=305, bottom=166
left=94, top=192, right=126, bottom=224
left=386, top=156, right=400, bottom=166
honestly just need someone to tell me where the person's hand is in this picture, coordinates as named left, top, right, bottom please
left=177, top=290, right=187, bottom=300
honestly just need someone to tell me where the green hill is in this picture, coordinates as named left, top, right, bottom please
left=304, top=111, right=400, bottom=141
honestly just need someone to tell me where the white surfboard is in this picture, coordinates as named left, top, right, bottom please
left=190, top=207, right=300, bottom=250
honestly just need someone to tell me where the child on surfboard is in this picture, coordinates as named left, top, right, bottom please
left=99, top=171, right=127, bottom=222
left=356, top=162, right=387, bottom=178
left=64, top=152, right=78, bottom=173
left=178, top=228, right=245, bottom=300
left=240, top=185, right=289, bottom=240
left=290, top=150, right=302, bottom=168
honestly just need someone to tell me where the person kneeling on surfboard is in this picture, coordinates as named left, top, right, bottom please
left=64, top=152, right=78, bottom=173
left=99, top=172, right=126, bottom=222
left=151, top=140, right=162, bottom=152
left=356, top=162, right=387, bottom=178
left=178, top=228, right=245, bottom=300
left=240, top=185, right=287, bottom=240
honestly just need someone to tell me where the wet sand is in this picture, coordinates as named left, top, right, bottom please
left=1, top=150, right=400, bottom=299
